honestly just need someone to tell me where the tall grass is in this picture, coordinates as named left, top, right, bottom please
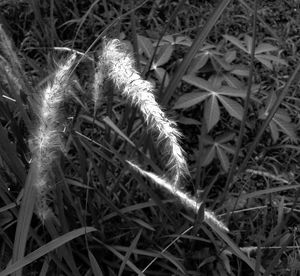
left=0, top=25, right=228, bottom=276
left=1, top=0, right=298, bottom=275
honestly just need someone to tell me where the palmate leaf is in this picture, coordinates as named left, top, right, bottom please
left=230, top=65, right=249, bottom=77
left=224, top=50, right=236, bottom=63
left=204, top=95, right=220, bottom=131
left=201, top=133, right=236, bottom=170
left=173, top=91, right=210, bottom=109
left=154, top=44, right=173, bottom=67
left=182, top=75, right=216, bottom=92
left=201, top=145, right=216, bottom=167
left=219, top=86, right=247, bottom=98
left=272, top=116, right=297, bottom=141
left=256, top=54, right=288, bottom=65
left=216, top=146, right=230, bottom=172
left=153, top=67, right=169, bottom=86
left=223, top=35, right=247, bottom=53
left=218, top=95, right=244, bottom=120
left=255, top=55, right=273, bottom=70
left=215, top=132, right=236, bottom=144
left=176, top=75, right=246, bottom=130
left=212, top=55, right=233, bottom=71
left=160, top=35, right=192, bottom=47
left=218, top=143, right=237, bottom=155
left=222, top=73, right=244, bottom=88
left=262, top=108, right=297, bottom=142
left=137, top=35, right=154, bottom=58
left=255, top=43, right=278, bottom=54
left=225, top=34, right=287, bottom=70
left=187, top=54, right=209, bottom=73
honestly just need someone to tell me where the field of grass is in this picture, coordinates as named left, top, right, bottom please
left=0, top=0, right=300, bottom=275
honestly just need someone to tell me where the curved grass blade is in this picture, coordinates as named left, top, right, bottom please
left=11, top=162, right=38, bottom=276
left=118, top=229, right=142, bottom=276
left=1, top=227, right=96, bottom=276
left=88, top=250, right=104, bottom=276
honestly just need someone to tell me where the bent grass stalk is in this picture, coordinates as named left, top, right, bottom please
left=94, top=39, right=228, bottom=232
left=31, top=53, right=76, bottom=220
left=99, top=39, right=189, bottom=187
left=127, top=161, right=229, bottom=232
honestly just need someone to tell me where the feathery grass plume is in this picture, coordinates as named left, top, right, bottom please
left=93, top=58, right=105, bottom=117
left=0, top=55, right=22, bottom=91
left=127, top=161, right=229, bottom=232
left=0, top=24, right=30, bottom=93
left=100, top=38, right=189, bottom=187
left=31, top=53, right=77, bottom=220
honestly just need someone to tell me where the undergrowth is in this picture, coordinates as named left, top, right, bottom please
left=0, top=0, right=300, bottom=275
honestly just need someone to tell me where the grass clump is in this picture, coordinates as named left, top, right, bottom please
left=0, top=0, right=299, bottom=275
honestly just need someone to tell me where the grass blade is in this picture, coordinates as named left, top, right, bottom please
left=88, top=250, right=104, bottom=276
left=2, top=227, right=96, bottom=276
left=118, top=229, right=142, bottom=276
left=11, top=162, right=38, bottom=276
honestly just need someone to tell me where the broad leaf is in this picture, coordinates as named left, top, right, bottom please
left=255, top=43, right=278, bottom=54
left=219, top=143, right=237, bottom=155
left=273, top=117, right=297, bottom=141
left=137, top=35, right=154, bottom=58
left=219, top=86, right=247, bottom=98
left=216, top=146, right=229, bottom=172
left=222, top=74, right=244, bottom=88
left=155, top=44, right=173, bottom=67
left=224, top=50, right=236, bottom=63
left=204, top=95, right=220, bottom=131
left=178, top=116, right=201, bottom=125
left=256, top=54, right=288, bottom=65
left=202, top=135, right=215, bottom=145
left=188, top=54, right=209, bottom=73
left=256, top=55, right=273, bottom=69
left=213, top=55, right=233, bottom=71
left=174, top=35, right=192, bottom=46
left=153, top=67, right=169, bottom=85
left=231, top=66, right=249, bottom=77
left=173, top=92, right=210, bottom=109
left=218, top=96, right=244, bottom=120
left=182, top=75, right=216, bottom=92
left=215, top=132, right=235, bottom=144
left=223, top=35, right=247, bottom=53
left=201, top=146, right=216, bottom=167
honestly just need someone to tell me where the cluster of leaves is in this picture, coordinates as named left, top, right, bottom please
left=139, top=31, right=297, bottom=172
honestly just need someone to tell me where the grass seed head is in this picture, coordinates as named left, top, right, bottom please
left=127, top=161, right=228, bottom=232
left=101, top=39, right=189, bottom=187
left=32, top=53, right=76, bottom=221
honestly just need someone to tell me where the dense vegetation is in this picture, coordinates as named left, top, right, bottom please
left=0, top=0, right=299, bottom=275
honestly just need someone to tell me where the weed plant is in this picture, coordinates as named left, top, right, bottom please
left=0, top=0, right=300, bottom=275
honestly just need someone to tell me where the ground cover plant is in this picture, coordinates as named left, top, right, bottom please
left=0, top=0, right=299, bottom=275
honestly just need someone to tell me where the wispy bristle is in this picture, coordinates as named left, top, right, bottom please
left=127, top=161, right=228, bottom=232
left=31, top=53, right=76, bottom=220
left=100, top=39, right=189, bottom=187
left=93, top=59, right=105, bottom=117
left=0, top=24, right=30, bottom=93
